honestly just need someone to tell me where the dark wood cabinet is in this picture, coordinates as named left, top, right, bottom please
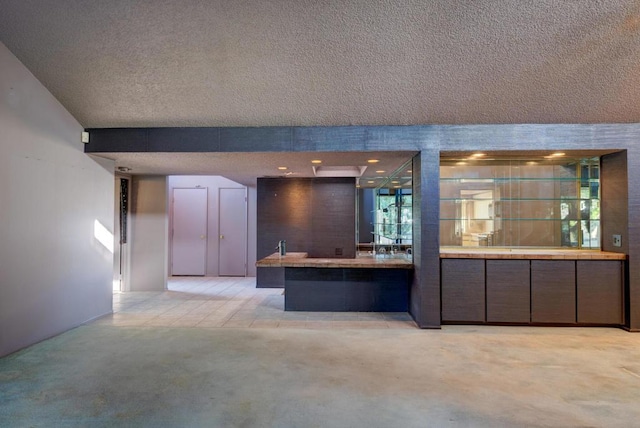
left=441, top=259, right=485, bottom=322
left=486, top=260, right=530, bottom=323
left=441, top=256, right=625, bottom=326
left=531, top=260, right=576, bottom=323
left=577, top=261, right=623, bottom=324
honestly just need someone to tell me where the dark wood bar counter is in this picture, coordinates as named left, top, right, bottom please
left=257, top=253, right=413, bottom=312
left=256, top=252, right=414, bottom=268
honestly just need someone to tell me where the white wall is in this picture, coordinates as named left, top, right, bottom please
left=130, top=176, right=168, bottom=291
left=168, top=176, right=256, bottom=277
left=0, top=43, right=114, bottom=357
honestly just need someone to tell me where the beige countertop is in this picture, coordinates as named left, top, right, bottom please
left=440, top=247, right=627, bottom=260
left=256, top=252, right=413, bottom=269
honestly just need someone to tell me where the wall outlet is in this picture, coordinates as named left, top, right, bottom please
left=613, top=234, right=622, bottom=247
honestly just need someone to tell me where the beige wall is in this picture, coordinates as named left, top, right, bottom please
left=0, top=42, right=114, bottom=357
left=130, top=176, right=168, bottom=291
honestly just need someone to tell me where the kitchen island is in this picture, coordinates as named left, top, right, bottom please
left=256, top=252, right=413, bottom=311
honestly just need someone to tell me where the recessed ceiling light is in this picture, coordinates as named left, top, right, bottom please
left=394, top=185, right=402, bottom=188
left=278, top=166, right=288, bottom=170
left=471, top=153, right=486, bottom=158
left=391, top=181, right=399, bottom=184
left=376, top=170, right=385, bottom=173
left=455, top=161, right=467, bottom=165
left=311, top=160, right=322, bottom=164
left=367, top=180, right=375, bottom=184
left=367, top=159, right=379, bottom=163
left=526, top=161, right=537, bottom=165
left=407, top=170, right=412, bottom=173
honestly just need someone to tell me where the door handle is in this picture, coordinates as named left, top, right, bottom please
left=220, top=235, right=224, bottom=239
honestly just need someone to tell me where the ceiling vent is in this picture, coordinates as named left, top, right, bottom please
left=312, top=166, right=367, bottom=177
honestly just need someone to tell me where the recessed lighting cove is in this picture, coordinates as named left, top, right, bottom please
left=312, top=165, right=368, bottom=177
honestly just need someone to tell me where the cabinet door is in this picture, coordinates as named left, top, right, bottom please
left=531, top=260, right=576, bottom=323
left=441, top=259, right=485, bottom=322
left=577, top=261, right=623, bottom=324
left=486, top=260, right=530, bottom=323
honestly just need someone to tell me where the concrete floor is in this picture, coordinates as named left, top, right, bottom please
left=1, top=278, right=640, bottom=427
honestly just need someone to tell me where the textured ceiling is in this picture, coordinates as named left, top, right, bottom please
left=2, top=0, right=640, bottom=129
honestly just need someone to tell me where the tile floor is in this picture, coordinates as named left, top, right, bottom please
left=98, top=277, right=417, bottom=329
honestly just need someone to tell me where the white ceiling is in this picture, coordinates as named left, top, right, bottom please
left=99, top=151, right=416, bottom=187
left=2, top=1, right=639, bottom=181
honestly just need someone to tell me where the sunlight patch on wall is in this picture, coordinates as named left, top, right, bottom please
left=94, top=219, right=114, bottom=253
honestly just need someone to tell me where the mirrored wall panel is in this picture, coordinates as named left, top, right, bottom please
left=440, top=156, right=600, bottom=249
left=368, top=160, right=413, bottom=258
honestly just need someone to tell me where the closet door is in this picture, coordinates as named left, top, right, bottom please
left=171, top=188, right=207, bottom=276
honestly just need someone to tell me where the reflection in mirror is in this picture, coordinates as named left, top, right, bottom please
left=440, top=156, right=600, bottom=249
left=359, top=159, right=413, bottom=260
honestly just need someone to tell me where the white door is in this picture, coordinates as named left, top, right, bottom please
left=219, top=188, right=247, bottom=276
left=172, top=188, right=208, bottom=275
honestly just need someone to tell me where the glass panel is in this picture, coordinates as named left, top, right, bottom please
left=440, top=157, right=600, bottom=249
left=372, top=160, right=413, bottom=258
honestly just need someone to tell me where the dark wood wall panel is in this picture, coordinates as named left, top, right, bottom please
left=601, top=152, right=628, bottom=254
left=441, top=259, right=485, bottom=322
left=256, top=178, right=311, bottom=287
left=411, top=151, right=442, bottom=328
left=256, top=177, right=355, bottom=287
left=310, top=178, right=356, bottom=258
left=531, top=260, right=576, bottom=323
left=486, top=260, right=530, bottom=323
left=577, top=261, right=623, bottom=324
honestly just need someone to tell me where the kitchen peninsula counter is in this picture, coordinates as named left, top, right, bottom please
left=256, top=252, right=413, bottom=312
left=256, top=252, right=413, bottom=269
